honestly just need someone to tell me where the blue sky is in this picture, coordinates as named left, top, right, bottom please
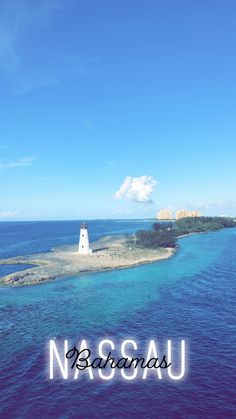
left=0, top=0, right=236, bottom=220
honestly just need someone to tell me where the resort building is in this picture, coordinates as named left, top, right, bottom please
left=189, top=210, right=201, bottom=218
left=175, top=209, right=201, bottom=220
left=156, top=209, right=173, bottom=220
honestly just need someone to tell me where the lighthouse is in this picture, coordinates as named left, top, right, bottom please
left=78, top=223, right=92, bottom=254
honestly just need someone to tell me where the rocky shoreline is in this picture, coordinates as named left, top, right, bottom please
left=0, top=235, right=175, bottom=286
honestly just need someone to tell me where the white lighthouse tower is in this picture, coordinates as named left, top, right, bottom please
left=78, top=223, right=92, bottom=254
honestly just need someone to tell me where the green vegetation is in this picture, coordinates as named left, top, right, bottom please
left=135, top=229, right=176, bottom=248
left=133, top=216, right=236, bottom=249
left=175, top=216, right=235, bottom=235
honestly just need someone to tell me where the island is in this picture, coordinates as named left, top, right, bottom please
left=0, top=236, right=174, bottom=286
left=0, top=216, right=235, bottom=286
left=134, top=216, right=236, bottom=248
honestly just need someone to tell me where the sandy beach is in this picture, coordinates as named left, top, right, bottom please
left=0, top=235, right=175, bottom=286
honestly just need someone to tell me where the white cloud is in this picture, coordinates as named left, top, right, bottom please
left=0, top=2, right=99, bottom=95
left=0, top=156, right=36, bottom=169
left=0, top=211, right=18, bottom=219
left=14, top=75, right=58, bottom=95
left=114, top=175, right=158, bottom=204
left=195, top=200, right=236, bottom=215
left=0, top=0, right=64, bottom=94
left=0, top=1, right=64, bottom=70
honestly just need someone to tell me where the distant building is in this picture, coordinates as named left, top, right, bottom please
left=156, top=209, right=173, bottom=220
left=189, top=210, right=201, bottom=218
left=78, top=223, right=92, bottom=254
left=175, top=209, right=189, bottom=220
left=176, top=209, right=201, bottom=220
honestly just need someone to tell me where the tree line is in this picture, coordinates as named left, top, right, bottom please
left=131, top=216, right=236, bottom=249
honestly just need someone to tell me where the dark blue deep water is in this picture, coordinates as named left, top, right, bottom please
left=0, top=220, right=236, bottom=418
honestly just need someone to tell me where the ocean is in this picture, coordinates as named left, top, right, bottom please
left=0, top=220, right=235, bottom=418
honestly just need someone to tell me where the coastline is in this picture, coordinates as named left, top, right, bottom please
left=0, top=235, right=175, bottom=286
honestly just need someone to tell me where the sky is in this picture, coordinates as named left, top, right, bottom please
left=0, top=0, right=236, bottom=220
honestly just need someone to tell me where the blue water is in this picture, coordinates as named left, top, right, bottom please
left=0, top=221, right=236, bottom=418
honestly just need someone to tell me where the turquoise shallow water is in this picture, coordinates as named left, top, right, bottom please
left=0, top=221, right=236, bottom=418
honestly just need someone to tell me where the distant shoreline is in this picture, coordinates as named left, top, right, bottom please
left=0, top=235, right=175, bottom=286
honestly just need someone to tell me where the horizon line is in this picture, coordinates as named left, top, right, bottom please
left=0, top=215, right=235, bottom=223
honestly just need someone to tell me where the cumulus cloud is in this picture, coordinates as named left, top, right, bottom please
left=114, top=176, right=158, bottom=204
